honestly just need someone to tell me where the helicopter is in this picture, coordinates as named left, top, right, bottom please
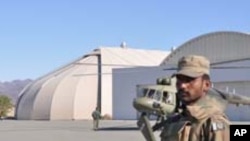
left=133, top=75, right=250, bottom=141
left=133, top=77, right=177, bottom=117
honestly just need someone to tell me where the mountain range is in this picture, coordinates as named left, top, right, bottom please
left=0, top=79, right=33, bottom=105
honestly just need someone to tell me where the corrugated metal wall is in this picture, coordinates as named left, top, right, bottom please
left=161, top=31, right=250, bottom=66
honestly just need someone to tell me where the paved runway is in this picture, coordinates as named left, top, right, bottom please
left=0, top=120, right=145, bottom=141
left=0, top=120, right=249, bottom=141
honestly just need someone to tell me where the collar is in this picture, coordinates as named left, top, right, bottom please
left=184, top=92, right=227, bottom=120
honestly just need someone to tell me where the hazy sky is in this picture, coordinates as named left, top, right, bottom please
left=0, top=0, right=249, bottom=81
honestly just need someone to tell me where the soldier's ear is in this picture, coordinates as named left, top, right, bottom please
left=203, top=80, right=211, bottom=91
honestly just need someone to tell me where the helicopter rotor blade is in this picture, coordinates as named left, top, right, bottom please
left=211, top=66, right=250, bottom=69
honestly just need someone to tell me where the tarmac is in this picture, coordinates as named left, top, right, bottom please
left=0, top=119, right=249, bottom=141
left=0, top=119, right=146, bottom=141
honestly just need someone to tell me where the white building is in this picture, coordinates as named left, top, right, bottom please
left=15, top=47, right=169, bottom=120
left=113, top=31, right=250, bottom=121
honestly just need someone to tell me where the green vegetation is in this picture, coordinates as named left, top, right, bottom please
left=0, top=95, right=13, bottom=119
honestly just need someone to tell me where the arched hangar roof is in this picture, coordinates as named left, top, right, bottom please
left=160, top=31, right=250, bottom=66
left=15, top=47, right=169, bottom=120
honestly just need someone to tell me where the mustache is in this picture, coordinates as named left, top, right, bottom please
left=177, top=89, right=189, bottom=95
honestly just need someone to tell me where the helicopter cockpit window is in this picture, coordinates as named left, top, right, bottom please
left=163, top=91, right=173, bottom=104
left=147, top=89, right=156, bottom=99
left=154, top=90, right=161, bottom=101
left=142, top=89, right=148, bottom=96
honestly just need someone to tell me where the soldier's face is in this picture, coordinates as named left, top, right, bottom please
left=176, top=74, right=210, bottom=105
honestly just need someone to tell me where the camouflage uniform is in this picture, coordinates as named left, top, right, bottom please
left=160, top=55, right=230, bottom=141
left=160, top=94, right=230, bottom=141
left=92, top=108, right=101, bottom=130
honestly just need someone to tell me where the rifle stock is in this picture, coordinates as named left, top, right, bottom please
left=137, top=113, right=156, bottom=141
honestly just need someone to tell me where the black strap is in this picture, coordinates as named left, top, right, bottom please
left=203, top=118, right=212, bottom=141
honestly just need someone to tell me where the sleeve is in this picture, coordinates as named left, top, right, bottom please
left=92, top=111, right=96, bottom=118
left=203, top=115, right=230, bottom=141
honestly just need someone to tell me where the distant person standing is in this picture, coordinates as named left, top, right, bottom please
left=91, top=107, right=101, bottom=130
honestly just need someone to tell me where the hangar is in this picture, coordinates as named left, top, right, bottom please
left=15, top=47, right=169, bottom=120
left=113, top=31, right=250, bottom=121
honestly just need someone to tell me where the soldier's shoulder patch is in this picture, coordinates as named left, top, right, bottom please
left=211, top=121, right=225, bottom=131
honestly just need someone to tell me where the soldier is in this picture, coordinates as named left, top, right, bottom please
left=160, top=55, right=230, bottom=141
left=92, top=107, right=101, bottom=131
